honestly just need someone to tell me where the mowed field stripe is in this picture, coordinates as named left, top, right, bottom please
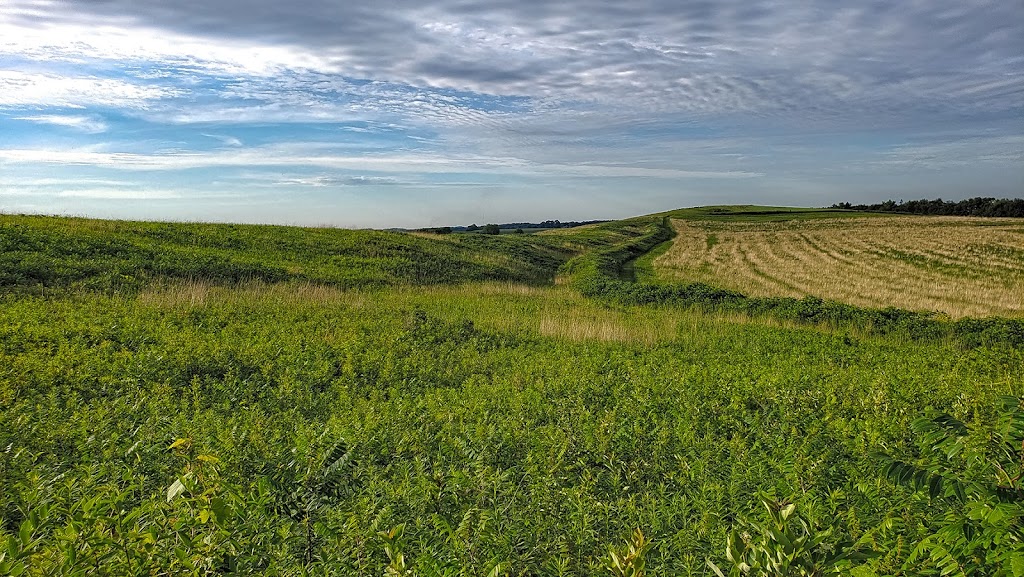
left=654, top=216, right=1024, bottom=318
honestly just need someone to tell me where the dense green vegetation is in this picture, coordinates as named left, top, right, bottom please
left=0, top=215, right=583, bottom=292
left=832, top=197, right=1024, bottom=218
left=659, top=206, right=884, bottom=222
left=1, top=208, right=1021, bottom=575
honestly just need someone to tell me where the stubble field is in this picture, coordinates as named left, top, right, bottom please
left=653, top=216, right=1024, bottom=318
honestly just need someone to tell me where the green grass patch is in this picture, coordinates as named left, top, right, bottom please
left=0, top=214, right=587, bottom=292
left=658, top=205, right=882, bottom=222
left=2, top=282, right=1020, bottom=573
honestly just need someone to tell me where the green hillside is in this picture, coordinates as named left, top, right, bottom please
left=659, top=205, right=883, bottom=222
left=0, top=214, right=581, bottom=291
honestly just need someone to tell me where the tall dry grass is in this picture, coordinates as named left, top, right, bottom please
left=654, top=216, right=1024, bottom=318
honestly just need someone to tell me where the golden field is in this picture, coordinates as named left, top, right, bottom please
left=653, top=216, right=1024, bottom=318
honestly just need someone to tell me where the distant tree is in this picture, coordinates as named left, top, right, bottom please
left=482, top=224, right=501, bottom=235
left=513, top=228, right=525, bottom=234
left=833, top=197, right=1024, bottom=218
left=434, top=226, right=452, bottom=235
left=454, top=219, right=608, bottom=231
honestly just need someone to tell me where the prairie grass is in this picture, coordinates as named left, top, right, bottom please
left=5, top=276, right=1022, bottom=574
left=137, top=280, right=869, bottom=348
left=654, top=216, right=1024, bottom=318
left=0, top=213, right=585, bottom=291
left=5, top=209, right=1024, bottom=574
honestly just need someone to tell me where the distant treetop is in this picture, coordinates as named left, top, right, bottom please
left=831, top=197, right=1024, bottom=218
left=452, top=219, right=609, bottom=231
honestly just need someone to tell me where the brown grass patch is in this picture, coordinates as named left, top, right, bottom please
left=654, top=216, right=1024, bottom=318
left=537, top=310, right=672, bottom=344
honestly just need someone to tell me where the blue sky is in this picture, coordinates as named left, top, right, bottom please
left=1, top=0, right=1021, bottom=228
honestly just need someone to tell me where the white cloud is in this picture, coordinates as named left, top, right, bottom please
left=56, top=189, right=182, bottom=200
left=0, top=177, right=134, bottom=187
left=3, top=0, right=1020, bottom=120
left=202, top=133, right=243, bottom=147
left=0, top=183, right=181, bottom=200
left=0, top=71, right=175, bottom=108
left=14, top=114, right=109, bottom=133
left=877, top=135, right=1024, bottom=169
left=270, top=175, right=406, bottom=187
left=542, top=164, right=762, bottom=179
left=0, top=144, right=761, bottom=180
left=0, top=3, right=334, bottom=76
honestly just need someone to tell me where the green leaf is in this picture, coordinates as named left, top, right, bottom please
left=211, top=497, right=229, bottom=525
left=929, top=474, right=943, bottom=499
left=706, top=559, right=727, bottom=577
left=18, top=521, right=31, bottom=547
left=1012, top=552, right=1024, bottom=577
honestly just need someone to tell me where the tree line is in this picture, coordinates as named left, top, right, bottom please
left=832, top=197, right=1024, bottom=217
left=418, top=219, right=610, bottom=235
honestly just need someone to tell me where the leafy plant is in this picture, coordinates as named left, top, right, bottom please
left=707, top=499, right=871, bottom=576
left=875, top=396, right=1024, bottom=575
left=379, top=524, right=412, bottom=576
left=607, top=528, right=653, bottom=577
left=271, top=437, right=357, bottom=564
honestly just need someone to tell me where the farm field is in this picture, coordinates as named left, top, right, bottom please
left=1, top=207, right=1022, bottom=575
left=653, top=215, right=1024, bottom=318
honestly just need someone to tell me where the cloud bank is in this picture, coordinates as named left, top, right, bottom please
left=0, top=0, right=1020, bottom=227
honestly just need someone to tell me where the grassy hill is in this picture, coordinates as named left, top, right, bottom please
left=1, top=207, right=1022, bottom=575
left=660, top=204, right=883, bottom=221
left=0, top=214, right=583, bottom=291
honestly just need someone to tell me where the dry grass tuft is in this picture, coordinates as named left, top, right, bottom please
left=137, top=279, right=366, bottom=308
left=537, top=311, right=672, bottom=344
left=137, top=278, right=213, bottom=307
left=654, top=216, right=1024, bottom=318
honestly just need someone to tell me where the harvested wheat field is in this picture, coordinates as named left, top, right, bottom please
left=654, top=216, right=1024, bottom=318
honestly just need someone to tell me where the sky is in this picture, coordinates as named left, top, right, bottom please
left=0, top=0, right=1021, bottom=228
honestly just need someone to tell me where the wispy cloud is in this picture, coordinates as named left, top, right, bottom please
left=0, top=144, right=763, bottom=180
left=4, top=1, right=1020, bottom=122
left=271, top=175, right=406, bottom=187
left=877, top=135, right=1024, bottom=169
left=0, top=0, right=1020, bottom=226
left=14, top=114, right=109, bottom=133
left=0, top=70, right=176, bottom=108
left=56, top=188, right=181, bottom=200
left=202, top=133, right=243, bottom=147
